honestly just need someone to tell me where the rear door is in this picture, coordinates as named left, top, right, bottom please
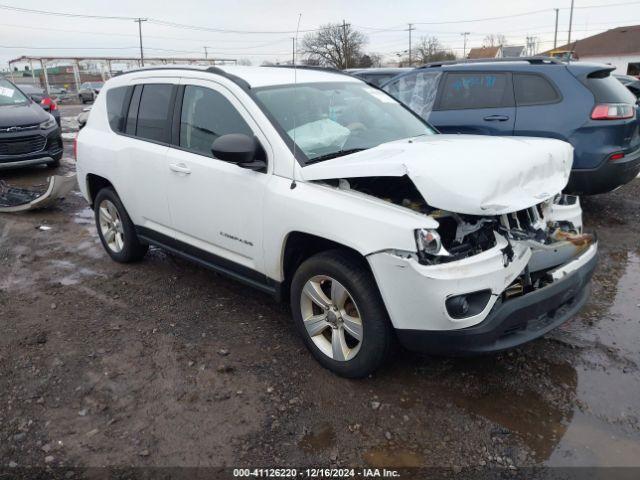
left=117, top=81, right=176, bottom=232
left=430, top=71, right=515, bottom=135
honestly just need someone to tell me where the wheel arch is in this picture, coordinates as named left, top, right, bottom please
left=85, top=173, right=114, bottom=207
left=279, top=231, right=372, bottom=302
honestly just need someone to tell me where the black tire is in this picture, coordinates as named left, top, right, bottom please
left=94, top=187, right=148, bottom=263
left=290, top=249, right=394, bottom=378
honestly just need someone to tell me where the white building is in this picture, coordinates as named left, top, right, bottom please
left=546, top=25, right=640, bottom=76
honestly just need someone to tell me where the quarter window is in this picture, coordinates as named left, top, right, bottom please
left=105, top=86, right=130, bottom=133
left=179, top=85, right=253, bottom=157
left=135, top=84, right=174, bottom=143
left=438, top=73, right=512, bottom=110
left=514, top=74, right=560, bottom=106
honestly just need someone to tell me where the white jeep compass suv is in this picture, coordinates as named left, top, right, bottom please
left=76, top=65, right=597, bottom=378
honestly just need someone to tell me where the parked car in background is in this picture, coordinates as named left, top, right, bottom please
left=78, top=82, right=104, bottom=103
left=345, top=67, right=412, bottom=86
left=16, top=84, right=61, bottom=126
left=77, top=65, right=597, bottom=377
left=0, top=76, right=63, bottom=169
left=614, top=74, right=639, bottom=85
left=48, top=86, right=68, bottom=96
left=616, top=75, right=640, bottom=100
left=382, top=58, right=640, bottom=195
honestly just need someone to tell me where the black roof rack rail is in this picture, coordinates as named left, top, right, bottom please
left=266, top=64, right=341, bottom=73
left=419, top=56, right=564, bottom=69
left=113, top=65, right=252, bottom=89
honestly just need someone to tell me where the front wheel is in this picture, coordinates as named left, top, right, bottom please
left=94, top=187, right=148, bottom=263
left=290, top=250, right=394, bottom=378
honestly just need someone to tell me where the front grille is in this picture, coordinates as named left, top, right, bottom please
left=0, top=135, right=47, bottom=156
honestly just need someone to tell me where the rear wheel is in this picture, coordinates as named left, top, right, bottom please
left=94, top=188, right=148, bottom=263
left=290, top=250, right=394, bottom=378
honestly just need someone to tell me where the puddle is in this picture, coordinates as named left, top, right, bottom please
left=548, top=412, right=640, bottom=467
left=298, top=423, right=335, bottom=452
left=74, top=207, right=94, bottom=225
left=49, top=259, right=101, bottom=286
left=447, top=361, right=577, bottom=462
left=362, top=447, right=423, bottom=468
left=575, top=251, right=640, bottom=357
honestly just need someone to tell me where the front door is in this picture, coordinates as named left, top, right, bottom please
left=165, top=80, right=271, bottom=274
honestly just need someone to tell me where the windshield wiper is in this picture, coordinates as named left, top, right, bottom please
left=305, top=148, right=366, bottom=165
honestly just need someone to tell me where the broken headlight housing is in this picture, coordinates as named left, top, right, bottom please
left=415, top=228, right=450, bottom=260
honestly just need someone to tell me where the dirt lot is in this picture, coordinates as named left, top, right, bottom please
left=1, top=104, right=640, bottom=475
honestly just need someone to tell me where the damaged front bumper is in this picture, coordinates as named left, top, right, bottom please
left=368, top=232, right=597, bottom=355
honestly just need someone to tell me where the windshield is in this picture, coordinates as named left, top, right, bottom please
left=0, top=78, right=29, bottom=106
left=90, top=82, right=104, bottom=88
left=254, top=82, right=435, bottom=163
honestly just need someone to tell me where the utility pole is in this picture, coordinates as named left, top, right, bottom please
left=291, top=37, right=295, bottom=65
left=553, top=8, right=559, bottom=49
left=407, top=23, right=416, bottom=66
left=567, top=0, right=575, bottom=45
left=204, top=46, right=208, bottom=59
left=134, top=18, right=147, bottom=66
left=461, top=32, right=470, bottom=59
left=342, top=19, right=350, bottom=69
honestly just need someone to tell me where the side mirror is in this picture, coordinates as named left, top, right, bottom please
left=211, top=133, right=256, bottom=163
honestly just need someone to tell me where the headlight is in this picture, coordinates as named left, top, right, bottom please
left=415, top=228, right=449, bottom=257
left=40, top=114, right=57, bottom=130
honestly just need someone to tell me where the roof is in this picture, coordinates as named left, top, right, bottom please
left=501, top=46, right=525, bottom=57
left=467, top=46, right=501, bottom=59
left=112, top=65, right=358, bottom=89
left=344, top=68, right=412, bottom=74
left=548, top=25, right=640, bottom=57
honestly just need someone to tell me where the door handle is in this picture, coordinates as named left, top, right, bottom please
left=483, top=115, right=510, bottom=122
left=169, top=163, right=191, bottom=174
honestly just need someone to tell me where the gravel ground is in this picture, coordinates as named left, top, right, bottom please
left=1, top=105, right=639, bottom=476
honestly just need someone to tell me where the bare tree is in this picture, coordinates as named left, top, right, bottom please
left=302, top=23, right=367, bottom=69
left=482, top=34, right=508, bottom=48
left=357, top=53, right=382, bottom=68
left=237, top=58, right=253, bottom=66
left=415, top=36, right=456, bottom=64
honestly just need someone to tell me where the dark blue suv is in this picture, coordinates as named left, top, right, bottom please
left=382, top=58, right=640, bottom=195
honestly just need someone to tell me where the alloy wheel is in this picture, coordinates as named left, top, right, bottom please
left=300, top=275, right=363, bottom=361
left=98, top=199, right=125, bottom=253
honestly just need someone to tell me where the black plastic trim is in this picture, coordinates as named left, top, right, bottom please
left=136, top=226, right=281, bottom=298
left=565, top=146, right=640, bottom=195
left=396, top=250, right=597, bottom=355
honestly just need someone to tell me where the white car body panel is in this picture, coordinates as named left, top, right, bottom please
left=76, top=66, right=596, bottom=339
left=301, top=135, right=574, bottom=216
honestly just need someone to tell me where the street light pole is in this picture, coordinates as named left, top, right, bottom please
left=135, top=18, right=148, bottom=66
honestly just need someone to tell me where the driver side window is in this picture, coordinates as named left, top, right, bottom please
left=179, top=85, right=253, bottom=157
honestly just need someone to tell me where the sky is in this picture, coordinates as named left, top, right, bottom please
left=1, top=0, right=639, bottom=69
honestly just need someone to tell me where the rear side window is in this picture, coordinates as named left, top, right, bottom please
left=106, top=86, right=130, bottom=133
left=585, top=71, right=636, bottom=103
left=514, top=74, right=560, bottom=106
left=179, top=85, right=253, bottom=157
left=438, top=72, right=512, bottom=110
left=136, top=84, right=174, bottom=143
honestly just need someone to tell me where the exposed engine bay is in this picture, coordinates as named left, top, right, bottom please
left=322, top=175, right=595, bottom=301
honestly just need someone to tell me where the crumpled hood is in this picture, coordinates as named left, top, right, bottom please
left=301, top=135, right=574, bottom=215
